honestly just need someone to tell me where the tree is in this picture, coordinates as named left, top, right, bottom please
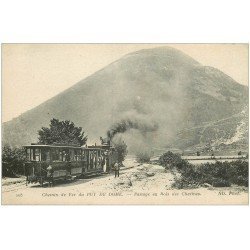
left=2, top=146, right=26, bottom=177
left=196, top=151, right=200, bottom=156
left=38, top=119, right=87, bottom=146
left=112, top=138, right=128, bottom=163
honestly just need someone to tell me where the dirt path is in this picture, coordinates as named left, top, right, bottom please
left=1, top=162, right=174, bottom=194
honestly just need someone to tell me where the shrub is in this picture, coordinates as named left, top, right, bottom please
left=2, top=146, right=26, bottom=177
left=212, top=178, right=231, bottom=187
left=159, top=151, right=249, bottom=189
left=183, top=160, right=248, bottom=188
left=227, top=160, right=248, bottom=186
left=171, top=178, right=190, bottom=189
left=159, top=151, right=187, bottom=170
left=136, top=151, right=153, bottom=163
left=172, top=177, right=200, bottom=189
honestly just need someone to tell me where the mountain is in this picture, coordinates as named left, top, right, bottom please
left=3, top=46, right=248, bottom=153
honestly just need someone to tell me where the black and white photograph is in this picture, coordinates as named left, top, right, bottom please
left=1, top=1, right=250, bottom=250
left=1, top=44, right=248, bottom=205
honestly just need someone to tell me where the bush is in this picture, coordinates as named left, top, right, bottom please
left=159, top=151, right=249, bottom=189
left=136, top=151, right=153, bottom=163
left=227, top=160, right=248, bottom=186
left=171, top=178, right=190, bottom=189
left=159, top=151, right=187, bottom=170
left=212, top=178, right=231, bottom=187
left=189, top=160, right=248, bottom=188
left=172, top=177, right=200, bottom=189
left=2, top=146, right=26, bottom=177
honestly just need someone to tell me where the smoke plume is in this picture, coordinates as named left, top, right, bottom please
left=107, top=118, right=158, bottom=140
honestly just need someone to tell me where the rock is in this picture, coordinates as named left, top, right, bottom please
left=116, top=179, right=132, bottom=187
left=117, top=181, right=125, bottom=185
left=137, top=167, right=144, bottom=171
left=146, top=172, right=155, bottom=177
left=203, top=183, right=212, bottom=188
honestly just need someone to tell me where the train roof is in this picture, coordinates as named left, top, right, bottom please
left=23, top=144, right=82, bottom=149
left=23, top=144, right=112, bottom=150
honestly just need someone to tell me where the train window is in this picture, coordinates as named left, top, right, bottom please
left=28, top=148, right=40, bottom=161
left=41, top=149, right=50, bottom=162
left=63, top=150, right=65, bottom=161
left=89, top=152, right=94, bottom=169
left=74, top=150, right=77, bottom=161
left=59, top=149, right=68, bottom=161
left=77, top=150, right=81, bottom=161
left=69, top=149, right=75, bottom=161
left=82, top=150, right=87, bottom=161
left=30, top=149, right=34, bottom=160
left=33, top=148, right=40, bottom=161
left=72, top=149, right=80, bottom=161
left=26, top=148, right=31, bottom=161
left=66, top=150, right=70, bottom=161
left=52, top=148, right=60, bottom=161
left=59, top=150, right=64, bottom=161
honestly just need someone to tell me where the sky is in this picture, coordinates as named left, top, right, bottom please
left=2, top=44, right=248, bottom=123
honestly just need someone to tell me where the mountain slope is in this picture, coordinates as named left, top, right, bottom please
left=3, top=46, right=248, bottom=153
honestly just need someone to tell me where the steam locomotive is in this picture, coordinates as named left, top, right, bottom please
left=24, top=142, right=118, bottom=187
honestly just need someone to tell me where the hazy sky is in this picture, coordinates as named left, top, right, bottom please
left=2, top=44, right=248, bottom=123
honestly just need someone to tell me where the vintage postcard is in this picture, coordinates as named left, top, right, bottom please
left=1, top=44, right=249, bottom=205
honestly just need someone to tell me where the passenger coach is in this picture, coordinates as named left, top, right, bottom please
left=24, top=143, right=118, bottom=186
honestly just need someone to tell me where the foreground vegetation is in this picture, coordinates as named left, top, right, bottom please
left=159, top=151, right=248, bottom=189
left=2, top=146, right=26, bottom=177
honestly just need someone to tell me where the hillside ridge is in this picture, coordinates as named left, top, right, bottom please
left=3, top=46, right=248, bottom=153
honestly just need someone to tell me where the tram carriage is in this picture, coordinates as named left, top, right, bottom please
left=24, top=143, right=118, bottom=186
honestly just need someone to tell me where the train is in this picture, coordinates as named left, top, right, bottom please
left=24, top=143, right=118, bottom=186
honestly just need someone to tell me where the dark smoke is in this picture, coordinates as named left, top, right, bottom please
left=107, top=119, right=159, bottom=141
